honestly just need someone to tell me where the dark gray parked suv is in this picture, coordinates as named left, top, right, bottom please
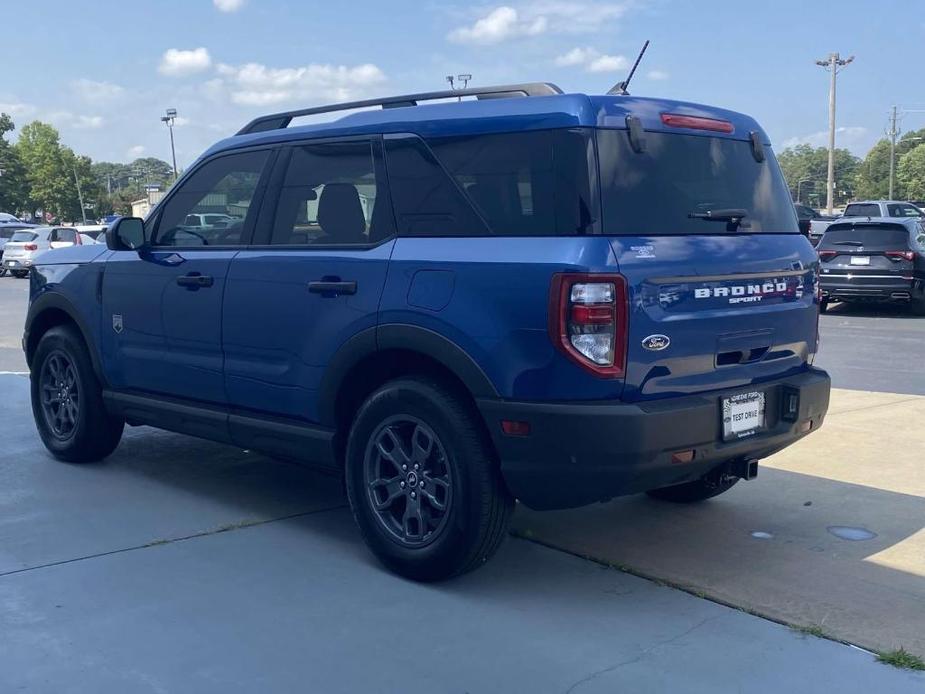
left=818, top=217, right=925, bottom=312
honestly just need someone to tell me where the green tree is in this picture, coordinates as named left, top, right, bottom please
left=896, top=143, right=925, bottom=200
left=854, top=129, right=925, bottom=200
left=15, top=121, right=74, bottom=220
left=0, top=113, right=31, bottom=214
left=776, top=144, right=859, bottom=207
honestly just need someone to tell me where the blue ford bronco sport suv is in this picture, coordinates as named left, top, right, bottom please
left=24, top=83, right=830, bottom=580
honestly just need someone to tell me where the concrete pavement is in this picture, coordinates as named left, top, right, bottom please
left=513, top=388, right=925, bottom=659
left=2, top=374, right=922, bottom=693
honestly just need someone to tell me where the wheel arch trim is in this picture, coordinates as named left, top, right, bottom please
left=25, top=292, right=106, bottom=386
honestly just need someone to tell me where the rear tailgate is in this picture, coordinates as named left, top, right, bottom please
left=596, top=126, right=817, bottom=403
left=612, top=236, right=817, bottom=401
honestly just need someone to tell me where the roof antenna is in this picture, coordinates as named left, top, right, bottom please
left=608, top=40, right=650, bottom=96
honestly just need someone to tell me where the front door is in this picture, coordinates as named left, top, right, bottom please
left=222, top=138, right=395, bottom=422
left=100, top=148, right=274, bottom=403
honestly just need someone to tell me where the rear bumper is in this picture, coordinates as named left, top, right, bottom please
left=2, top=258, right=32, bottom=270
left=820, top=274, right=923, bottom=301
left=477, top=368, right=830, bottom=510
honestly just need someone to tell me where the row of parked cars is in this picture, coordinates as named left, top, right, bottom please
left=0, top=219, right=107, bottom=277
left=803, top=200, right=925, bottom=313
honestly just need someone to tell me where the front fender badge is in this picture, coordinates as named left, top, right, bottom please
left=641, top=334, right=670, bottom=351
left=112, top=314, right=123, bottom=334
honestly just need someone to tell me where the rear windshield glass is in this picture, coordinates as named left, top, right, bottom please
left=843, top=203, right=881, bottom=217
left=820, top=225, right=911, bottom=249
left=11, top=231, right=37, bottom=242
left=597, top=130, right=798, bottom=235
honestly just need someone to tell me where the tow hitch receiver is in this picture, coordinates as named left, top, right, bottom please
left=731, top=458, right=759, bottom=481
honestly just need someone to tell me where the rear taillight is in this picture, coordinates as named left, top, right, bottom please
left=818, top=250, right=836, bottom=260
left=549, top=273, right=628, bottom=378
left=660, top=113, right=735, bottom=134
left=24, top=243, right=38, bottom=251
left=885, top=250, right=915, bottom=261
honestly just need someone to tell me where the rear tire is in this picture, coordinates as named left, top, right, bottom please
left=910, top=297, right=925, bottom=316
left=819, top=299, right=829, bottom=314
left=646, top=469, right=739, bottom=503
left=31, top=325, right=124, bottom=463
left=345, top=377, right=513, bottom=581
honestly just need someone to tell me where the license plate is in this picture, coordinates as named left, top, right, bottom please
left=850, top=256, right=870, bottom=266
left=722, top=391, right=766, bottom=441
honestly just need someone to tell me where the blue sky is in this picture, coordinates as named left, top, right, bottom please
left=2, top=0, right=921, bottom=167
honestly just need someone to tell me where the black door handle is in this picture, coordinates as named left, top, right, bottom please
left=177, top=273, right=214, bottom=289
left=308, top=280, right=357, bottom=296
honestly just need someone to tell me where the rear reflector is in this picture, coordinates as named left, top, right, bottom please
left=670, top=449, right=696, bottom=465
left=660, top=113, right=735, bottom=134
left=501, top=420, right=531, bottom=437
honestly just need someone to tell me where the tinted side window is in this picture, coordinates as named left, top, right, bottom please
left=887, top=203, right=923, bottom=218
left=154, top=150, right=269, bottom=247
left=427, top=129, right=596, bottom=236
left=270, top=140, right=390, bottom=245
left=844, top=203, right=881, bottom=217
left=54, top=228, right=77, bottom=244
left=384, top=136, right=489, bottom=237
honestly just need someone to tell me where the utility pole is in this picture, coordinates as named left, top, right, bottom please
left=815, top=53, right=854, bottom=215
left=888, top=105, right=900, bottom=200
left=72, top=163, right=87, bottom=224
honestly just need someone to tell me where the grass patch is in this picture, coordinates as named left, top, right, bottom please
left=792, top=624, right=826, bottom=638
left=876, top=648, right=925, bottom=671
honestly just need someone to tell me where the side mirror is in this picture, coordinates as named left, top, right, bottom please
left=106, top=217, right=146, bottom=251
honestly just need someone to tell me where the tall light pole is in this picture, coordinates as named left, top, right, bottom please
left=887, top=109, right=925, bottom=199
left=160, top=108, right=178, bottom=181
left=815, top=53, right=854, bottom=215
left=72, top=162, right=87, bottom=224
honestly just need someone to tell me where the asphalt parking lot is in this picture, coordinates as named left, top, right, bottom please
left=0, top=277, right=923, bottom=692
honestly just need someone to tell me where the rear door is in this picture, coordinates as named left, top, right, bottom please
left=222, top=137, right=395, bottom=422
left=596, top=128, right=817, bottom=402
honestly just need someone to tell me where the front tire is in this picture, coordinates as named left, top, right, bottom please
left=646, top=469, right=739, bottom=503
left=31, top=325, right=124, bottom=463
left=345, top=377, right=513, bottom=581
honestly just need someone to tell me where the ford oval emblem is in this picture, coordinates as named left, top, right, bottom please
left=642, top=334, right=670, bottom=351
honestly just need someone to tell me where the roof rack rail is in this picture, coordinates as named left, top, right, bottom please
left=235, top=82, right=564, bottom=136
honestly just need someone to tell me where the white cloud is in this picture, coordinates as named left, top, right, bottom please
left=45, top=111, right=105, bottom=130
left=587, top=54, right=628, bottom=73
left=0, top=101, right=36, bottom=118
left=554, top=47, right=596, bottom=67
left=214, top=0, right=244, bottom=11
left=127, top=145, right=146, bottom=158
left=646, top=69, right=669, bottom=81
left=554, top=48, right=628, bottom=73
left=214, top=61, right=387, bottom=106
left=449, top=2, right=631, bottom=44
left=159, top=48, right=212, bottom=76
left=70, top=78, right=124, bottom=102
left=448, top=6, right=546, bottom=45
left=782, top=126, right=868, bottom=151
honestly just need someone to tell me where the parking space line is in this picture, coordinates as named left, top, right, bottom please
left=0, top=504, right=346, bottom=579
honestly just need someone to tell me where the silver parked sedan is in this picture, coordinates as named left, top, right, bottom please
left=2, top=227, right=82, bottom=278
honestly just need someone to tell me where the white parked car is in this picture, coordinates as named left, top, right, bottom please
left=2, top=227, right=83, bottom=278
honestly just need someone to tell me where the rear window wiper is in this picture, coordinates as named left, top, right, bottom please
left=688, top=208, right=748, bottom=230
